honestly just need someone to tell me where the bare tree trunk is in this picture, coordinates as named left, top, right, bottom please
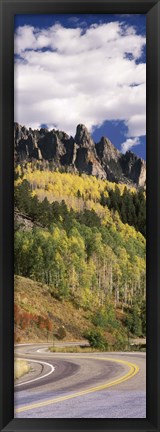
left=117, top=284, right=119, bottom=304
left=110, top=265, right=113, bottom=294
left=114, top=287, right=117, bottom=308
left=124, top=281, right=127, bottom=305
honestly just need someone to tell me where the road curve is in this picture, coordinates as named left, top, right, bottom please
left=14, top=343, right=146, bottom=418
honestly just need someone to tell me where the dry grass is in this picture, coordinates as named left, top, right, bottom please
left=14, top=275, right=127, bottom=347
left=14, top=275, right=94, bottom=343
left=49, top=345, right=100, bottom=353
left=14, top=359, right=30, bottom=380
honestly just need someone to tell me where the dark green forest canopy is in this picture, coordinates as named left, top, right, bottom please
left=100, top=185, right=146, bottom=237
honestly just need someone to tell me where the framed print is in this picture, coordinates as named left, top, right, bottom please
left=0, top=0, right=160, bottom=431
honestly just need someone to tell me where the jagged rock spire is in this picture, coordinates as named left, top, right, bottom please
left=14, top=122, right=146, bottom=187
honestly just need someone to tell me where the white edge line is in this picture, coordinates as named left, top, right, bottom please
left=15, top=358, right=55, bottom=387
left=37, top=348, right=48, bottom=353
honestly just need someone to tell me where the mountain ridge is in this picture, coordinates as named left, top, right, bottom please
left=14, top=123, right=146, bottom=187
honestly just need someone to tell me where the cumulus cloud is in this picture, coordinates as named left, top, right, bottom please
left=126, top=114, right=146, bottom=137
left=14, top=20, right=146, bottom=145
left=121, top=137, right=140, bottom=153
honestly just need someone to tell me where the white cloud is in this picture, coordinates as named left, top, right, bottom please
left=126, top=114, right=146, bottom=137
left=121, top=137, right=140, bottom=153
left=14, top=21, right=146, bottom=142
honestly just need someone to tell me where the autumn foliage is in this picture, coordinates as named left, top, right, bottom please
left=14, top=167, right=146, bottom=338
left=14, top=304, right=52, bottom=332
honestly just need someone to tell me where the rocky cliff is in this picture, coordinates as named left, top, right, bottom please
left=14, top=123, right=146, bottom=187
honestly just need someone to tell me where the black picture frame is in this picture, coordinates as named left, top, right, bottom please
left=0, top=0, right=160, bottom=431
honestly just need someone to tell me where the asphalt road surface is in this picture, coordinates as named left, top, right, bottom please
left=14, top=343, right=146, bottom=418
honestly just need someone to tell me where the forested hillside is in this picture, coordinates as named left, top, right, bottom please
left=14, top=164, right=146, bottom=346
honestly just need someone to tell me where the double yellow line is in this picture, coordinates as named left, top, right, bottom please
left=15, top=356, right=139, bottom=413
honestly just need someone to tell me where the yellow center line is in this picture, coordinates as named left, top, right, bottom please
left=15, top=356, right=139, bottom=413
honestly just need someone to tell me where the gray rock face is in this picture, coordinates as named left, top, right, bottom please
left=95, top=137, right=123, bottom=183
left=74, top=125, right=106, bottom=178
left=119, top=151, right=146, bottom=187
left=14, top=123, right=146, bottom=187
left=75, top=124, right=95, bottom=148
left=96, top=137, right=120, bottom=162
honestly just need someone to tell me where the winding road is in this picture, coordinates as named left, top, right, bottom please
left=14, top=343, right=146, bottom=418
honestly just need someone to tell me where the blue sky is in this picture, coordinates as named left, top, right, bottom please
left=14, top=14, right=146, bottom=159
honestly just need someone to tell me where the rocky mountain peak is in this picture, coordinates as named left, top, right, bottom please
left=120, top=151, right=146, bottom=187
left=96, top=136, right=120, bottom=162
left=75, top=124, right=94, bottom=148
left=14, top=122, right=146, bottom=188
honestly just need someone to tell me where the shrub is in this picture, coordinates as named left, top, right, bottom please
left=92, top=305, right=120, bottom=330
left=112, top=330, right=128, bottom=351
left=45, top=318, right=53, bottom=332
left=125, top=304, right=142, bottom=337
left=55, top=326, right=66, bottom=340
left=83, top=329, right=108, bottom=351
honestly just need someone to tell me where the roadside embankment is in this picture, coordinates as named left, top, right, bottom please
left=14, top=359, right=30, bottom=380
